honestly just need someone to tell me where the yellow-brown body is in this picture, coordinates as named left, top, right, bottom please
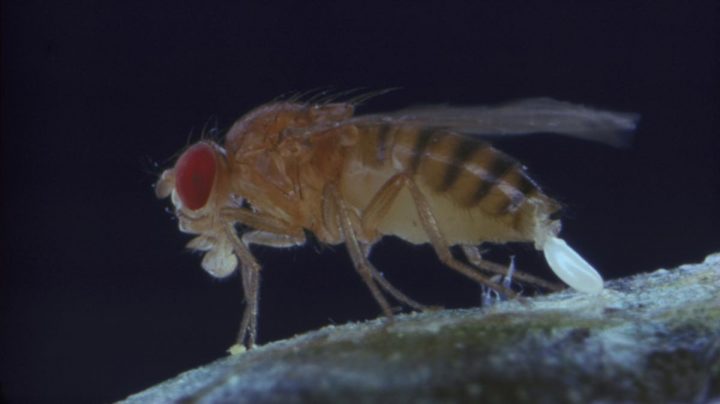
left=221, top=102, right=559, bottom=249
left=156, top=97, right=636, bottom=348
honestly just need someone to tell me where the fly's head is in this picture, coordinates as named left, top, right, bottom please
left=156, top=141, right=238, bottom=278
left=155, top=141, right=229, bottom=214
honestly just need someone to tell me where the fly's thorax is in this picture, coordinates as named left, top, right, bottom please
left=224, top=102, right=354, bottom=154
left=221, top=102, right=354, bottom=226
left=224, top=103, right=305, bottom=152
left=306, top=102, right=354, bottom=124
left=228, top=146, right=312, bottom=228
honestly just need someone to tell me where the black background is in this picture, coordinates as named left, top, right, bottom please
left=2, top=2, right=718, bottom=403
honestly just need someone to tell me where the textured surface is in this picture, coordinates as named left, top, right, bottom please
left=122, top=253, right=720, bottom=404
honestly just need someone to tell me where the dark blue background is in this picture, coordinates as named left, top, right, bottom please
left=2, top=2, right=718, bottom=402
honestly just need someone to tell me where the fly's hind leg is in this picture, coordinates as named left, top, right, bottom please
left=366, top=172, right=560, bottom=294
left=363, top=173, right=515, bottom=297
left=461, top=245, right=563, bottom=292
left=400, top=176, right=518, bottom=297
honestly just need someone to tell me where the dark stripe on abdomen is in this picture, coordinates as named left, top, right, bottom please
left=409, top=128, right=436, bottom=173
left=436, top=138, right=488, bottom=192
left=468, top=154, right=516, bottom=205
left=376, top=124, right=392, bottom=163
left=491, top=169, right=538, bottom=213
left=357, top=123, right=394, bottom=168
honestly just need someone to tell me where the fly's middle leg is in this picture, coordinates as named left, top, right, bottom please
left=359, top=242, right=431, bottom=312
left=324, top=184, right=395, bottom=320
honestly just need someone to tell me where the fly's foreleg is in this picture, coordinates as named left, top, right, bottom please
left=221, top=207, right=305, bottom=349
left=223, top=224, right=262, bottom=349
left=221, top=207, right=304, bottom=238
left=243, top=231, right=306, bottom=248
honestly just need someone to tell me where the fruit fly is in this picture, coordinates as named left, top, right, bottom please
left=155, top=96, right=638, bottom=349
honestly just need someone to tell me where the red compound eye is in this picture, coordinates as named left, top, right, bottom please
left=175, top=143, right=217, bottom=210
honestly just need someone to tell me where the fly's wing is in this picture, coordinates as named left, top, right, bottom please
left=356, top=98, right=639, bottom=148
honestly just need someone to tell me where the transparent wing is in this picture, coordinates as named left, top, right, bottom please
left=354, top=98, right=640, bottom=148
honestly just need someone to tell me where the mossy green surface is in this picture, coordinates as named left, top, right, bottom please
left=123, top=253, right=720, bottom=403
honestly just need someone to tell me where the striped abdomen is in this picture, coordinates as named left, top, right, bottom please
left=357, top=124, right=548, bottom=213
left=340, top=123, right=560, bottom=245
